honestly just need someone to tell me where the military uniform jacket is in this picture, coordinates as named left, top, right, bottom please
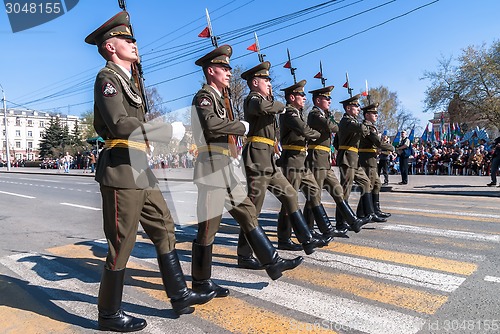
left=358, top=120, right=393, bottom=168
left=93, top=61, right=173, bottom=189
left=242, top=91, right=285, bottom=173
left=191, top=84, right=245, bottom=186
left=336, top=113, right=370, bottom=168
left=306, top=106, right=338, bottom=170
left=279, top=105, right=320, bottom=171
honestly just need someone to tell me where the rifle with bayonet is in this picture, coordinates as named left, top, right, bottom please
left=117, top=0, right=150, bottom=114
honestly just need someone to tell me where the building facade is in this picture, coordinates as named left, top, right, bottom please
left=1, top=109, right=80, bottom=162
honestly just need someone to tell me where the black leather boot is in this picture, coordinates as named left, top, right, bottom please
left=237, top=230, right=264, bottom=270
left=98, top=267, right=147, bottom=332
left=277, top=209, right=302, bottom=251
left=289, top=210, right=327, bottom=255
left=311, top=204, right=335, bottom=242
left=362, top=193, right=387, bottom=223
left=337, top=200, right=365, bottom=233
left=191, top=241, right=229, bottom=297
left=245, top=226, right=303, bottom=280
left=158, top=250, right=216, bottom=315
left=303, top=205, right=324, bottom=240
left=333, top=207, right=349, bottom=237
left=372, top=192, right=391, bottom=218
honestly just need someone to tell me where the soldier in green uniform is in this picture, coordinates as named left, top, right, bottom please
left=276, top=80, right=333, bottom=250
left=235, top=62, right=325, bottom=268
left=305, top=86, right=366, bottom=237
left=358, top=103, right=393, bottom=218
left=335, top=95, right=377, bottom=232
left=191, top=47, right=303, bottom=296
left=85, top=12, right=214, bottom=332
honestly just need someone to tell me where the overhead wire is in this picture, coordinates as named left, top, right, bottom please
left=11, top=0, right=439, bottom=113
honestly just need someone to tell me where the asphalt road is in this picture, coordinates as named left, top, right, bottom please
left=1, top=172, right=500, bottom=334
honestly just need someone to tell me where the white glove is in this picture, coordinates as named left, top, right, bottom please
left=231, top=156, right=241, bottom=168
left=241, top=120, right=250, bottom=135
left=171, top=121, right=185, bottom=140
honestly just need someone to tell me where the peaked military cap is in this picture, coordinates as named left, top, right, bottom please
left=339, top=94, right=361, bottom=107
left=241, top=61, right=271, bottom=80
left=85, top=11, right=135, bottom=45
left=309, top=85, right=334, bottom=99
left=281, top=79, right=307, bottom=96
left=361, top=102, right=380, bottom=114
left=195, top=45, right=232, bottom=69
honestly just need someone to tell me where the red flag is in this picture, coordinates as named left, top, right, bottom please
left=361, top=91, right=368, bottom=96
left=198, top=26, right=210, bottom=38
left=342, top=81, right=349, bottom=88
left=247, top=43, right=258, bottom=52
left=314, top=72, right=322, bottom=79
left=283, top=61, right=291, bottom=69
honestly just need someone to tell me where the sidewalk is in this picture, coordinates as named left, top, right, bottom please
left=1, top=166, right=499, bottom=198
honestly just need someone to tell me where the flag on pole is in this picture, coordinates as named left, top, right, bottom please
left=247, top=43, right=258, bottom=52
left=342, top=81, right=349, bottom=88
left=409, top=126, right=415, bottom=143
left=429, top=123, right=435, bottom=142
left=392, top=131, right=401, bottom=146
left=283, top=61, right=291, bottom=69
left=198, top=26, right=210, bottom=38
left=362, top=79, right=369, bottom=96
left=314, top=72, right=322, bottom=79
left=421, top=124, right=429, bottom=142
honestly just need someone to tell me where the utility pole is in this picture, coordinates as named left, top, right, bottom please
left=0, top=84, right=11, bottom=171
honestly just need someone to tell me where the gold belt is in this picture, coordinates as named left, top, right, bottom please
left=281, top=145, right=306, bottom=152
left=339, top=145, right=359, bottom=153
left=197, top=145, right=230, bottom=156
left=308, top=145, right=331, bottom=152
left=247, top=136, right=275, bottom=146
left=105, top=139, right=147, bottom=152
left=358, top=148, right=377, bottom=153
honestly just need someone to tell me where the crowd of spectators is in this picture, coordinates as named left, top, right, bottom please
left=40, top=149, right=97, bottom=173
left=149, top=152, right=195, bottom=169
left=386, top=138, right=500, bottom=177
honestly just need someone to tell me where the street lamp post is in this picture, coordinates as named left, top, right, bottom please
left=0, top=84, right=12, bottom=171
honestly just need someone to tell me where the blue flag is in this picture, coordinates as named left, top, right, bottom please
left=421, top=124, right=429, bottom=142
left=392, top=131, right=401, bottom=146
left=408, top=126, right=415, bottom=143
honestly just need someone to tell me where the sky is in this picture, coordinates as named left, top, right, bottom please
left=2, top=0, right=500, bottom=133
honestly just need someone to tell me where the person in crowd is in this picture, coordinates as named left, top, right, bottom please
left=396, top=130, right=411, bottom=184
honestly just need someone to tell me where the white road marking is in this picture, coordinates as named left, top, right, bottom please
left=484, top=275, right=500, bottom=283
left=0, top=190, right=35, bottom=199
left=382, top=224, right=500, bottom=243
left=385, top=206, right=500, bottom=219
left=60, top=203, right=101, bottom=211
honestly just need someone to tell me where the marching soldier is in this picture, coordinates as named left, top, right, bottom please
left=358, top=103, right=393, bottom=219
left=378, top=135, right=392, bottom=185
left=191, top=47, right=303, bottom=295
left=276, top=80, right=333, bottom=250
left=85, top=12, right=214, bottom=332
left=305, top=86, right=365, bottom=237
left=335, top=94, right=375, bottom=233
left=235, top=62, right=325, bottom=267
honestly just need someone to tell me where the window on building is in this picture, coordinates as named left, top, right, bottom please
left=27, top=131, right=33, bottom=137
left=28, top=142, right=33, bottom=148
left=16, top=118, right=21, bottom=126
left=27, top=120, right=33, bottom=126
left=15, top=141, right=21, bottom=148
left=39, top=121, right=44, bottom=128
left=15, top=130, right=21, bottom=137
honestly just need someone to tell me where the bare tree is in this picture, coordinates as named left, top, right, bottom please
left=423, top=40, right=500, bottom=131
